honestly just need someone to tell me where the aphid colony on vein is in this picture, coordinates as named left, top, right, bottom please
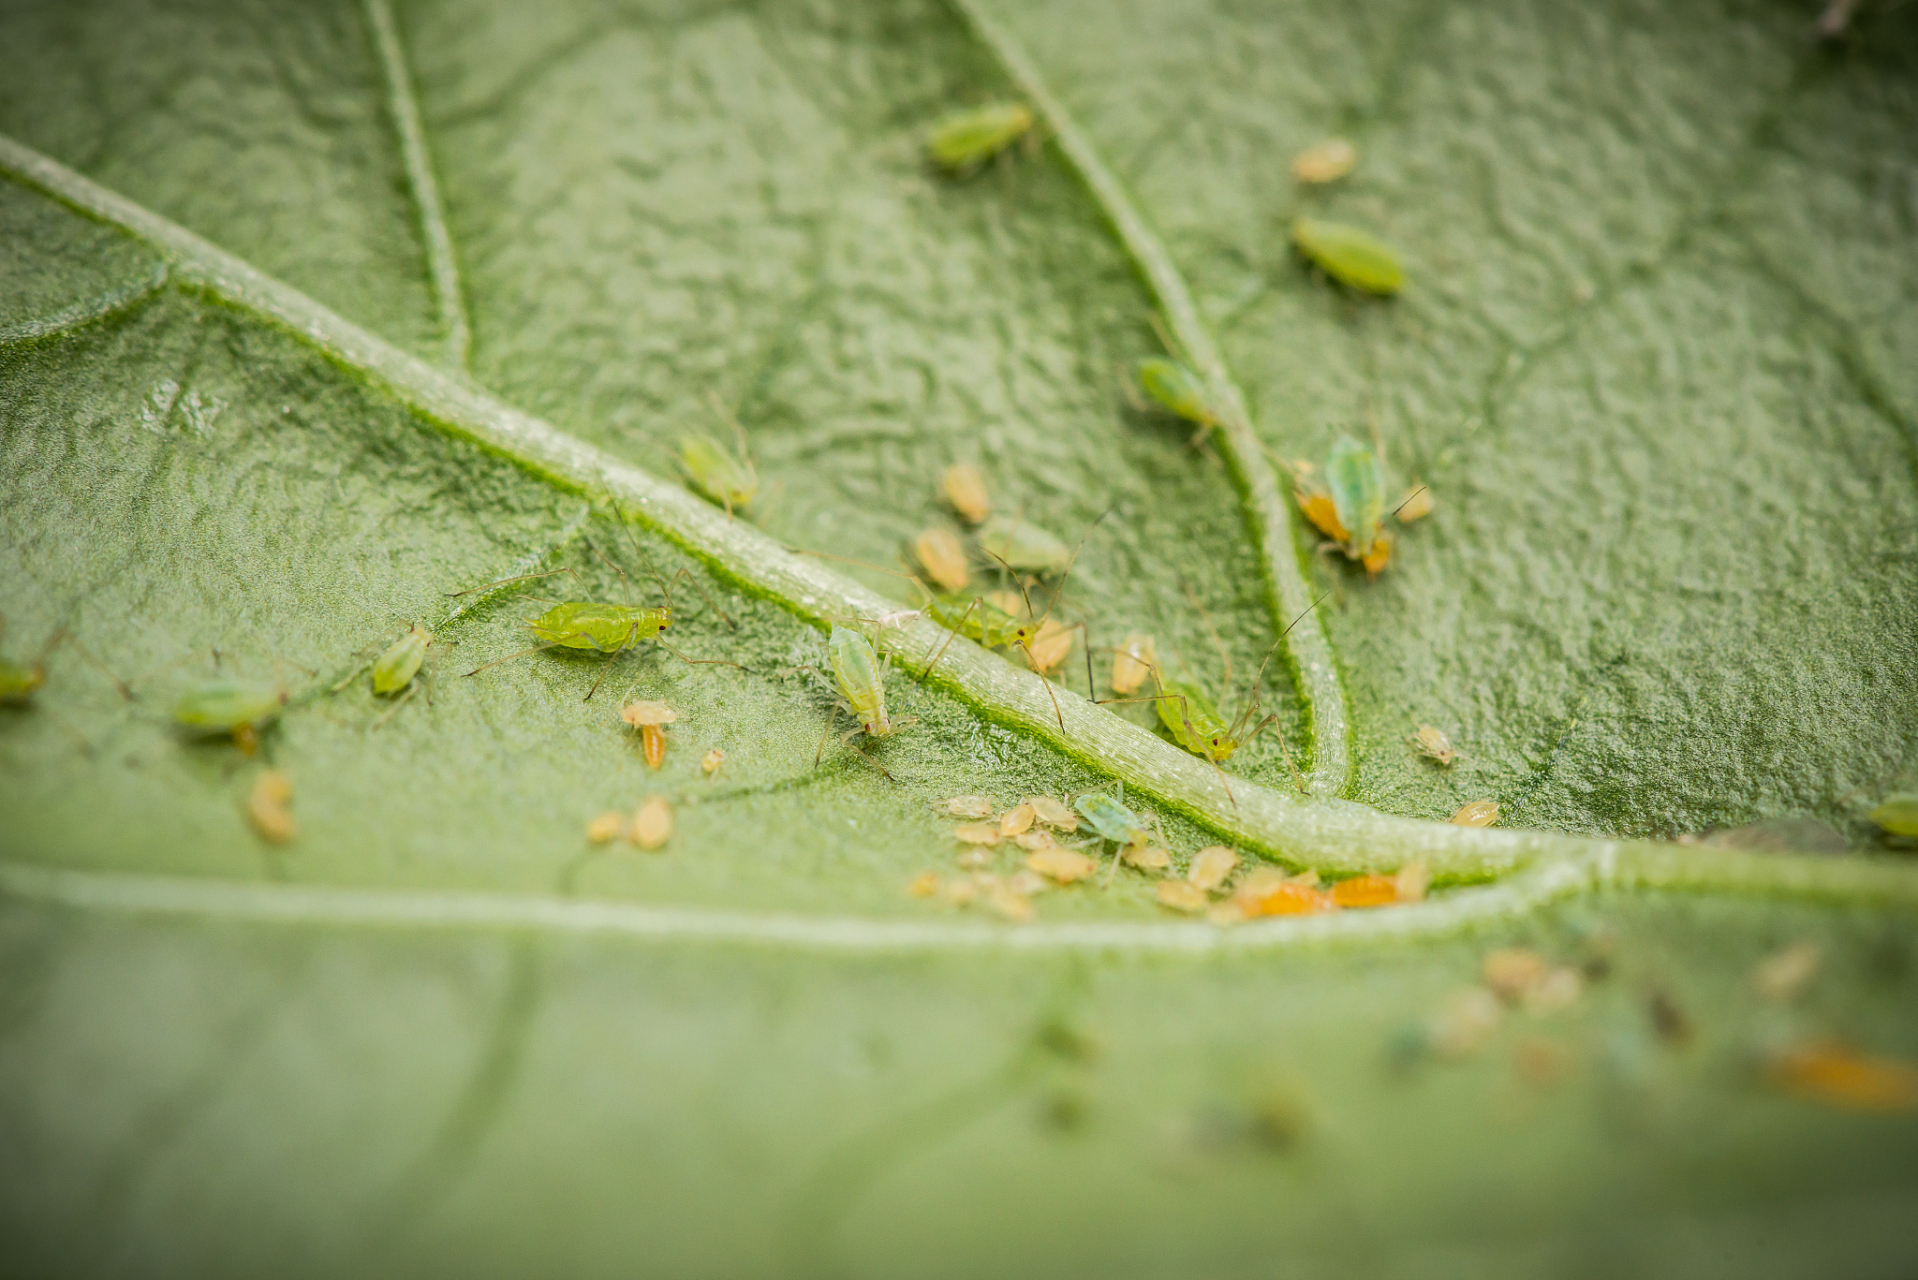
left=916, top=789, right=1432, bottom=924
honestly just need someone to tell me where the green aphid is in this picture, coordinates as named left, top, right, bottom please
left=829, top=624, right=897, bottom=740
left=925, top=591, right=1025, bottom=649
left=0, top=655, right=46, bottom=703
left=1869, top=794, right=1918, bottom=838
left=372, top=624, right=433, bottom=696
left=926, top=102, right=1034, bottom=175
left=979, top=516, right=1072, bottom=575
left=1074, top=792, right=1149, bottom=847
left=172, top=680, right=287, bottom=753
left=678, top=433, right=759, bottom=517
left=1136, top=357, right=1218, bottom=438
left=1153, top=677, right=1240, bottom=762
left=1325, top=435, right=1386, bottom=562
left=1292, top=218, right=1405, bottom=295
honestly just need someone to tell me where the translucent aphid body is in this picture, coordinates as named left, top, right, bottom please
left=926, top=103, right=1034, bottom=175
left=173, top=680, right=288, bottom=753
left=1292, top=218, right=1405, bottom=295
left=1111, top=633, right=1156, bottom=696
left=1452, top=799, right=1501, bottom=827
left=914, top=528, right=971, bottom=594
left=1074, top=793, right=1149, bottom=848
left=1412, top=725, right=1456, bottom=765
left=1136, top=358, right=1217, bottom=437
left=678, top=433, right=759, bottom=516
left=372, top=624, right=433, bottom=695
left=246, top=770, right=296, bottom=843
left=830, top=624, right=895, bottom=738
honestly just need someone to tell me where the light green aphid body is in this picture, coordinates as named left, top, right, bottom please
left=829, top=624, right=893, bottom=737
left=1137, top=357, right=1216, bottom=431
left=1870, top=794, right=1918, bottom=837
left=1292, top=218, right=1405, bottom=295
left=979, top=516, right=1072, bottom=574
left=1074, top=793, right=1148, bottom=847
left=926, top=103, right=1034, bottom=174
left=172, top=681, right=286, bottom=735
left=530, top=602, right=672, bottom=653
left=678, top=434, right=758, bottom=514
left=1326, top=435, right=1386, bottom=560
left=926, top=592, right=1024, bottom=648
left=372, top=624, right=432, bottom=695
left=0, top=658, right=46, bottom=702
left=1155, top=678, right=1240, bottom=763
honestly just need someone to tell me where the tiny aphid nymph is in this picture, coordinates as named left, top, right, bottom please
left=1451, top=799, right=1500, bottom=828
left=1412, top=725, right=1456, bottom=766
left=173, top=680, right=289, bottom=754
left=1291, top=137, right=1357, bottom=184
left=926, top=102, right=1034, bottom=175
left=679, top=392, right=760, bottom=517
left=246, top=770, right=296, bottom=843
left=1292, top=218, right=1405, bottom=296
left=621, top=700, right=678, bottom=769
left=373, top=624, right=433, bottom=695
left=1136, top=357, right=1218, bottom=441
left=942, top=463, right=990, bottom=524
left=914, top=527, right=971, bottom=594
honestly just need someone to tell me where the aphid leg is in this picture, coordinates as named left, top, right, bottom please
left=1178, top=575, right=1234, bottom=695
left=610, top=525, right=739, bottom=631
left=1236, top=712, right=1307, bottom=795
left=654, top=639, right=747, bottom=672
left=920, top=597, right=982, bottom=679
left=371, top=683, right=418, bottom=729
left=464, top=640, right=571, bottom=677
left=582, top=639, right=630, bottom=702
left=43, top=630, right=133, bottom=701
left=446, top=567, right=580, bottom=598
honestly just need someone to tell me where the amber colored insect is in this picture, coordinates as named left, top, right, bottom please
left=1291, top=137, right=1357, bottom=184
left=1237, top=878, right=1334, bottom=917
left=700, top=748, right=724, bottom=778
left=906, top=870, right=941, bottom=897
left=245, top=771, right=296, bottom=844
left=1768, top=1042, right=1918, bottom=1112
left=1329, top=874, right=1399, bottom=908
left=913, top=527, right=971, bottom=594
left=1027, top=846, right=1096, bottom=883
left=1026, top=795, right=1077, bottom=831
left=953, top=822, right=1002, bottom=846
left=630, top=796, right=674, bottom=850
left=1186, top=845, right=1239, bottom=892
left=944, top=795, right=996, bottom=819
left=1122, top=844, right=1171, bottom=871
left=1110, top=632, right=1157, bottom=696
left=942, top=463, right=990, bottom=524
left=1156, top=880, right=1208, bottom=912
left=1412, top=725, right=1457, bottom=766
left=1452, top=799, right=1500, bottom=827
left=1396, top=484, right=1435, bottom=523
left=621, top=700, right=678, bottom=769
left=998, top=802, right=1036, bottom=837
left=586, top=811, right=626, bottom=843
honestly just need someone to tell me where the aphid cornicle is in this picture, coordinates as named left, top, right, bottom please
left=461, top=541, right=741, bottom=700
left=1292, top=218, right=1405, bottom=295
left=373, top=624, right=433, bottom=695
left=173, top=680, right=289, bottom=754
left=925, top=102, right=1034, bottom=175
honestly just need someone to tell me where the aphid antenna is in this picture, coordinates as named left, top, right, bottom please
left=1389, top=485, right=1430, bottom=521
left=978, top=545, right=1068, bottom=732
left=445, top=566, right=580, bottom=599
left=370, top=683, right=418, bottom=730
left=1177, top=573, right=1234, bottom=697
left=611, top=523, right=738, bottom=631
left=703, top=389, right=757, bottom=469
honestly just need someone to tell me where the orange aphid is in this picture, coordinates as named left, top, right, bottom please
left=1361, top=535, right=1393, bottom=576
left=1330, top=874, right=1398, bottom=907
left=621, top=700, right=678, bottom=770
left=1239, top=879, right=1335, bottom=917
left=1769, top=1043, right=1918, bottom=1112
left=914, top=527, right=971, bottom=593
left=1297, top=491, right=1347, bottom=543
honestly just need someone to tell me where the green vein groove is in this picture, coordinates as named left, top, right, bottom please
left=948, top=0, right=1352, bottom=799
left=363, top=0, right=471, bottom=368
left=5, top=132, right=1915, bottom=909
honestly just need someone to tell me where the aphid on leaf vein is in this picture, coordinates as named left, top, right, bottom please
left=459, top=539, right=742, bottom=701
left=925, top=102, right=1034, bottom=176
left=1292, top=217, right=1405, bottom=296
left=173, top=680, right=289, bottom=754
left=1135, top=357, right=1220, bottom=443
left=678, top=391, right=760, bottom=517
left=621, top=700, right=678, bottom=769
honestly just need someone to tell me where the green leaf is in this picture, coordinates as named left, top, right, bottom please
left=3, top=0, right=1918, bottom=1270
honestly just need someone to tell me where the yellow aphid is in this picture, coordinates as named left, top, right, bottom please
left=1768, top=1042, right=1918, bottom=1112
left=1482, top=948, right=1549, bottom=1002
left=944, top=795, right=996, bottom=818
left=1156, top=880, right=1209, bottom=913
left=998, top=802, right=1036, bottom=836
left=938, top=876, right=979, bottom=907
left=1412, top=725, right=1456, bottom=766
left=1290, top=137, right=1357, bottom=184
left=914, top=527, right=971, bottom=593
left=1111, top=632, right=1157, bottom=696
left=941, top=463, right=991, bottom=524
left=1021, top=618, right=1075, bottom=675
left=1452, top=799, right=1500, bottom=827
left=906, top=870, right=941, bottom=897
left=586, top=810, right=626, bottom=844
left=1027, top=846, right=1097, bottom=883
left=700, top=748, right=725, bottom=777
left=1396, top=484, right=1435, bottom=523
left=952, top=822, right=1003, bottom=846
left=630, top=796, right=674, bottom=850
left=1394, top=859, right=1430, bottom=903
left=1187, top=845, right=1239, bottom=892
left=1026, top=796, right=1077, bottom=830
left=1754, top=942, right=1821, bottom=1001
left=245, top=771, right=296, bottom=844
left=1014, top=830, right=1058, bottom=852
left=1122, top=844, right=1171, bottom=871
